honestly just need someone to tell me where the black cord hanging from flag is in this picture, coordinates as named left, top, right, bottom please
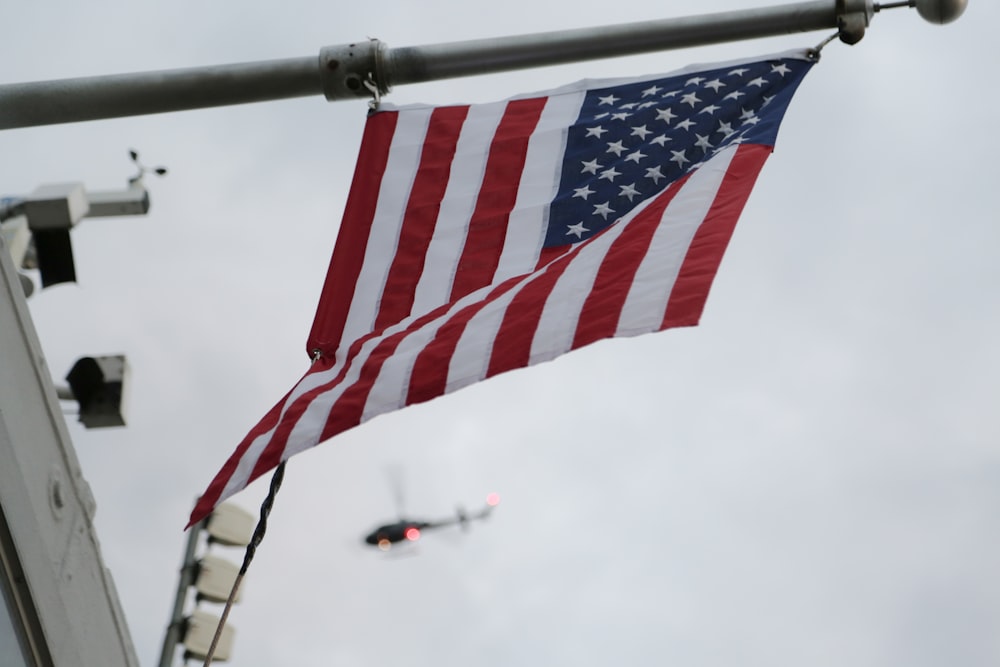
left=201, top=461, right=287, bottom=667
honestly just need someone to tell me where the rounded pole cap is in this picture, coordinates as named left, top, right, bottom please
left=914, top=0, right=968, bottom=24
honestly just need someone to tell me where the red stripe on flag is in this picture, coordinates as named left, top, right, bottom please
left=405, top=276, right=524, bottom=406
left=485, top=252, right=575, bottom=379
left=243, top=358, right=344, bottom=486
left=535, top=245, right=567, bottom=271
left=571, top=181, right=687, bottom=350
left=187, top=396, right=286, bottom=527
left=317, top=331, right=412, bottom=442
left=321, top=276, right=517, bottom=438
left=374, top=106, right=469, bottom=332
left=243, top=332, right=377, bottom=485
left=185, top=371, right=312, bottom=529
left=449, top=97, right=547, bottom=301
left=661, top=144, right=771, bottom=329
left=307, top=111, right=399, bottom=358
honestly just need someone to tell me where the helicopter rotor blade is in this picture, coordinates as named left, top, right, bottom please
left=468, top=492, right=501, bottom=521
left=383, top=463, right=406, bottom=518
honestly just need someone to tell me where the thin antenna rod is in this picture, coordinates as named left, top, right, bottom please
left=876, top=1, right=916, bottom=9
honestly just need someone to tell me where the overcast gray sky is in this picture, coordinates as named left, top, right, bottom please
left=3, top=1, right=998, bottom=665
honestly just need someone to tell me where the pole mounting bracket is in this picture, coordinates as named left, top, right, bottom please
left=319, top=39, right=390, bottom=102
left=837, top=0, right=875, bottom=44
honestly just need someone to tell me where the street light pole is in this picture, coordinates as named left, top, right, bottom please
left=0, top=0, right=965, bottom=130
left=158, top=519, right=204, bottom=667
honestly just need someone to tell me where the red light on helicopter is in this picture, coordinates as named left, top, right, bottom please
left=404, top=527, right=421, bottom=541
left=486, top=492, right=500, bottom=507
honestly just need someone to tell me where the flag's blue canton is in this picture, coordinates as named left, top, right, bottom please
left=545, top=56, right=813, bottom=248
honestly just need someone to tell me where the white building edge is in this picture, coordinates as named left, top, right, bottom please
left=0, top=238, right=138, bottom=666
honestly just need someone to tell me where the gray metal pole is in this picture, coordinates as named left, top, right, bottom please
left=0, top=57, right=321, bottom=130
left=382, top=0, right=839, bottom=86
left=0, top=0, right=960, bottom=130
left=157, top=519, right=204, bottom=667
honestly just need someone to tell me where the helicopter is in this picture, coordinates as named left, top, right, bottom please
left=363, top=492, right=500, bottom=551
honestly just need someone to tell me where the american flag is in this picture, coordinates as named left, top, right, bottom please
left=189, top=49, right=815, bottom=526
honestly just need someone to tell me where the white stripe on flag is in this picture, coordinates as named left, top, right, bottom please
left=411, top=101, right=507, bottom=317
left=528, top=211, right=632, bottom=365
left=495, top=89, right=585, bottom=281
left=443, top=284, right=518, bottom=392
left=340, top=108, right=432, bottom=350
left=307, top=284, right=494, bottom=434
left=617, top=145, right=738, bottom=336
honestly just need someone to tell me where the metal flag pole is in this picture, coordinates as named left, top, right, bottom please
left=0, top=0, right=965, bottom=130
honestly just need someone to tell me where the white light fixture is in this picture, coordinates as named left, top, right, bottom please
left=206, top=503, right=255, bottom=547
left=195, top=554, right=242, bottom=604
left=183, top=610, right=234, bottom=662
